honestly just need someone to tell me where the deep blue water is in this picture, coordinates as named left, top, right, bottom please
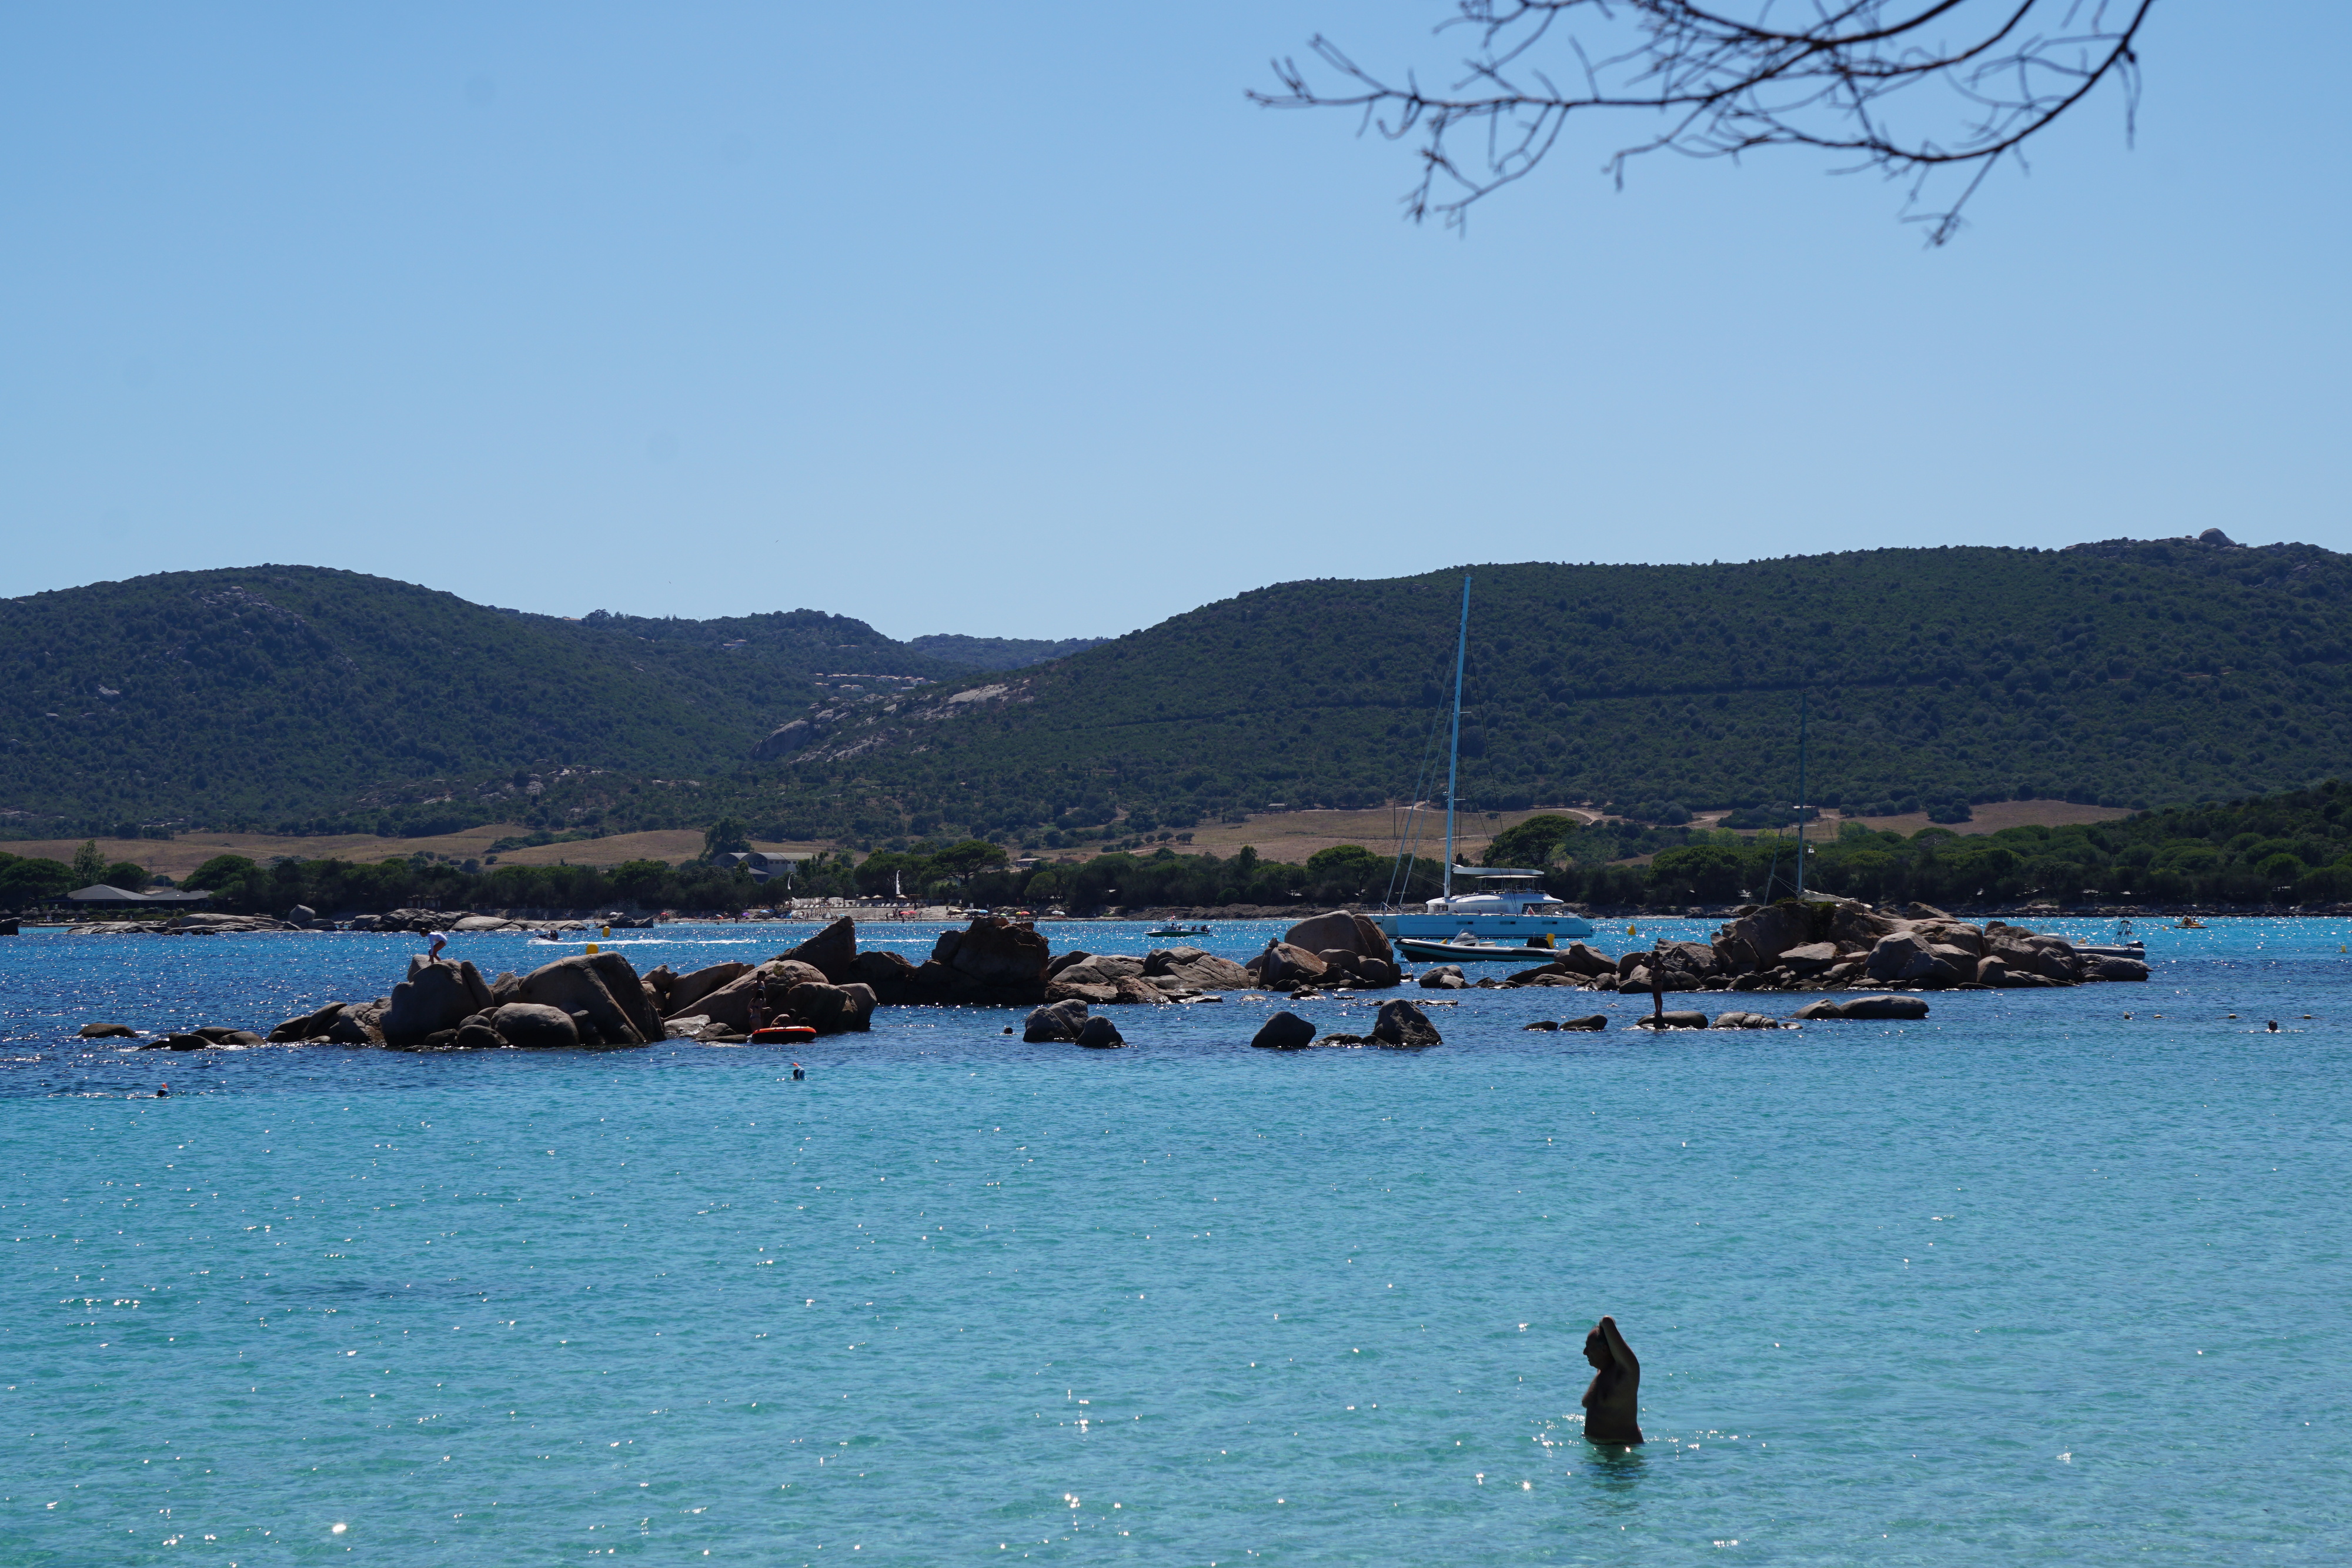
left=1, top=917, right=2345, bottom=1565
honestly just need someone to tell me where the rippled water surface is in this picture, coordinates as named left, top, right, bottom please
left=2, top=917, right=2346, bottom=1564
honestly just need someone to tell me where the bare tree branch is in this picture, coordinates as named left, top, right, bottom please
left=1252, top=1, right=2156, bottom=242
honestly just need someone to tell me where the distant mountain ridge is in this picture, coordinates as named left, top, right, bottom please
left=5, top=537, right=2348, bottom=845
left=760, top=533, right=2352, bottom=845
left=907, top=634, right=1108, bottom=670
left=0, top=567, right=1083, bottom=838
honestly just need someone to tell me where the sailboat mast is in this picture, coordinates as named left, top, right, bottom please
left=1443, top=575, right=1471, bottom=905
left=1794, top=688, right=1808, bottom=899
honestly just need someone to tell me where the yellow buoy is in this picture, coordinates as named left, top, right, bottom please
left=586, top=942, right=599, bottom=955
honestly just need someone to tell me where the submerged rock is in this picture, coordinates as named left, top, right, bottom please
left=1249, top=1011, right=1318, bottom=1051
left=1023, top=998, right=1090, bottom=1043
left=1792, top=995, right=1930, bottom=1021
left=1369, top=999, right=1441, bottom=1048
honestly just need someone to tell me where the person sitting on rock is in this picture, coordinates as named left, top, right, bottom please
left=1581, top=1315, right=1643, bottom=1444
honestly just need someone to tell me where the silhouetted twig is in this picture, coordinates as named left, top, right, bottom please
left=1252, top=1, right=2156, bottom=242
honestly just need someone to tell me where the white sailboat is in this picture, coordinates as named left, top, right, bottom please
left=1368, top=574, right=1594, bottom=959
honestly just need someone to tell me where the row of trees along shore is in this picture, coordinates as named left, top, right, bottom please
left=9, top=783, right=2352, bottom=917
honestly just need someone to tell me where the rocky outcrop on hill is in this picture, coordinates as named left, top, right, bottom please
left=1490, top=899, right=2142, bottom=995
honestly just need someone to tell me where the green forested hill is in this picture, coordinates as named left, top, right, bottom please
left=769, top=533, right=2352, bottom=843
left=6, top=537, right=2350, bottom=844
left=907, top=634, right=1108, bottom=669
left=0, top=567, right=984, bottom=836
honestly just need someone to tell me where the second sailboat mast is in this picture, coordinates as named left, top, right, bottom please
left=1443, top=575, right=1472, bottom=905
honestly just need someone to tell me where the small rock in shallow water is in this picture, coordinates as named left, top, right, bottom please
left=1250, top=1011, right=1317, bottom=1051
left=1369, top=999, right=1441, bottom=1048
left=1023, top=998, right=1090, bottom=1044
left=1792, top=995, right=1930, bottom=1021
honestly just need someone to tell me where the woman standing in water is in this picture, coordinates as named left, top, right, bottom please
left=1582, top=1316, right=1643, bottom=1443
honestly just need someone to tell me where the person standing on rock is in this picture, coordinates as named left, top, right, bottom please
left=426, top=931, right=449, bottom=963
left=1581, top=1316, right=1643, bottom=1444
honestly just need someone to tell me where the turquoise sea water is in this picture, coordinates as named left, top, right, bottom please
left=2, top=917, right=2345, bottom=1565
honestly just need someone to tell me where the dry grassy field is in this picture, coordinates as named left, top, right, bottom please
left=1150, top=798, right=2132, bottom=866
left=7, top=798, right=2134, bottom=884
left=1160, top=807, right=1598, bottom=867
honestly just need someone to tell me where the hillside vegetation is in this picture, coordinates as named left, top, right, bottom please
left=776, top=533, right=2352, bottom=845
left=11, top=782, right=2345, bottom=916
left=5, top=536, right=2348, bottom=845
left=0, top=568, right=1074, bottom=839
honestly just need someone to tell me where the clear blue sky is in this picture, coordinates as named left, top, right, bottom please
left=3, top=4, right=2343, bottom=639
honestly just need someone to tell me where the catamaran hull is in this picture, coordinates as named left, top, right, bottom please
left=1398, top=937, right=1582, bottom=964
left=1371, top=912, right=1595, bottom=942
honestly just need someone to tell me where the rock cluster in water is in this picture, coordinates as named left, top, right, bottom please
left=1421, top=899, right=2147, bottom=995
left=1243, top=997, right=1442, bottom=1051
